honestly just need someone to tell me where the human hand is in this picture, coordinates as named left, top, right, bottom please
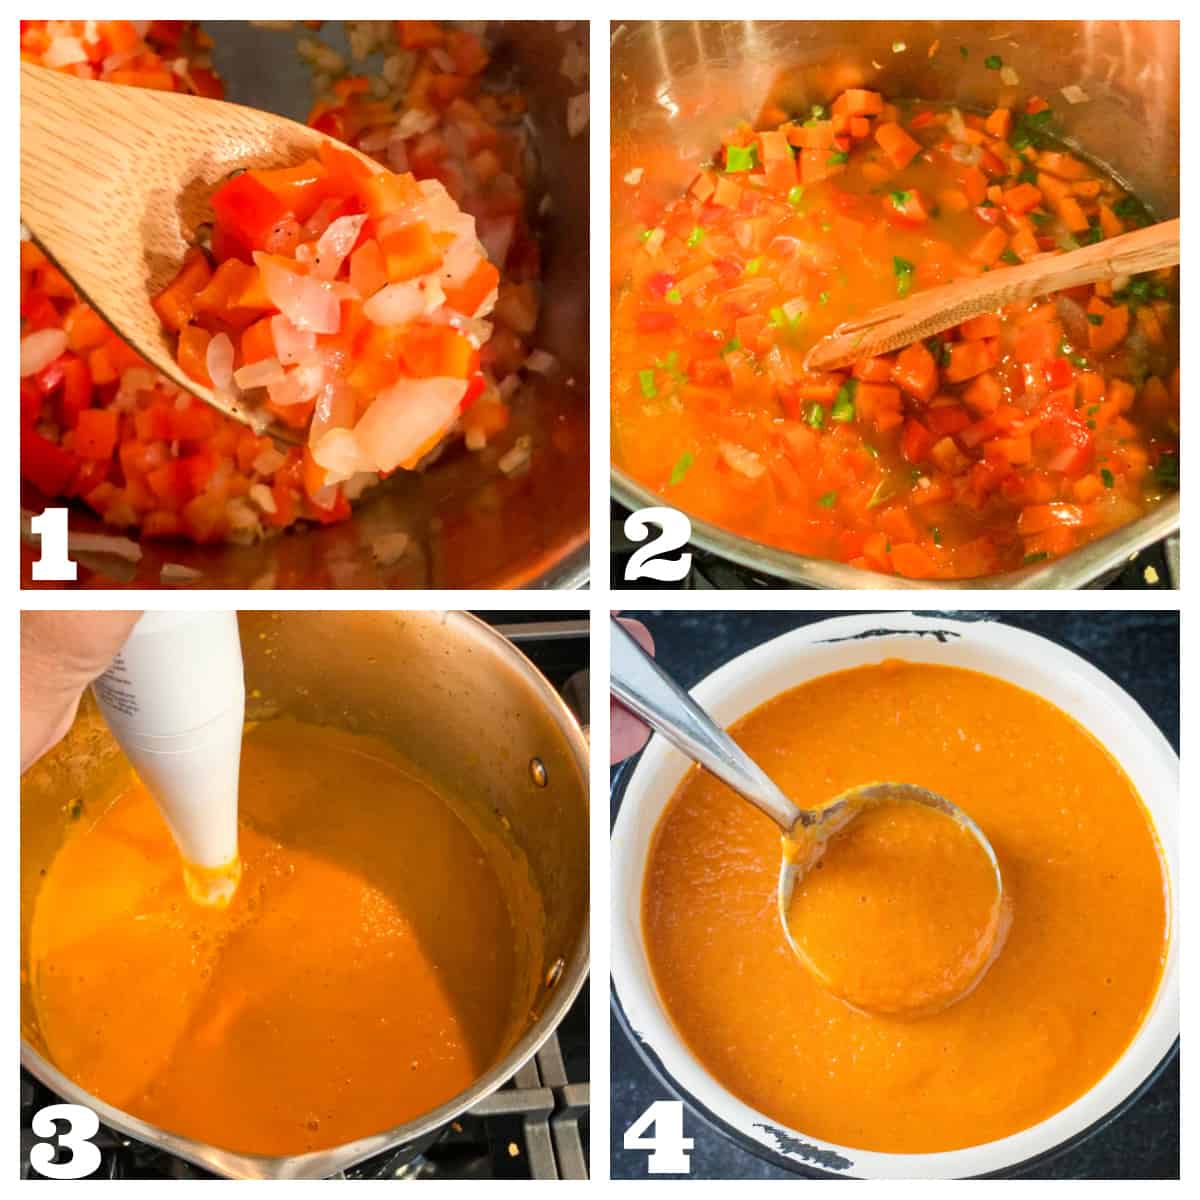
left=21, top=611, right=141, bottom=771
left=611, top=616, right=653, bottom=765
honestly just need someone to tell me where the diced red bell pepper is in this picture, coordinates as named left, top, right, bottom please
left=74, top=408, right=119, bottom=461
left=22, top=428, right=80, bottom=495
left=211, top=172, right=291, bottom=251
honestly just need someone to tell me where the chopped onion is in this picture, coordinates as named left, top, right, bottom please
left=270, top=314, right=319, bottom=365
left=44, top=36, right=88, bottom=68
left=114, top=367, right=159, bottom=409
left=369, top=531, right=411, bottom=566
left=950, top=142, right=983, bottom=167
left=624, top=167, right=644, bottom=186
left=393, top=108, right=438, bottom=139
left=266, top=370, right=308, bottom=408
left=363, top=281, right=425, bottom=325
left=255, top=254, right=340, bottom=334
left=353, top=376, right=466, bottom=473
left=20, top=329, right=67, bottom=377
left=160, top=563, right=203, bottom=584
left=206, top=332, right=237, bottom=394
left=68, top=532, right=142, bottom=563
left=233, top=356, right=285, bottom=390
left=356, top=127, right=393, bottom=154
left=1000, top=66, right=1019, bottom=87
left=262, top=216, right=301, bottom=256
left=310, top=427, right=372, bottom=484
left=946, top=107, right=968, bottom=142
left=782, top=297, right=808, bottom=322
left=524, top=349, right=558, bottom=375
left=292, top=362, right=327, bottom=401
left=248, top=483, right=277, bottom=514
left=642, top=227, right=665, bottom=255
left=1061, top=84, right=1089, bottom=105
left=252, top=445, right=288, bottom=475
left=498, top=436, right=533, bottom=477
left=310, top=381, right=356, bottom=444
left=719, top=441, right=765, bottom=479
left=312, top=214, right=369, bottom=281
left=566, top=93, right=589, bottom=138
left=302, top=196, right=345, bottom=239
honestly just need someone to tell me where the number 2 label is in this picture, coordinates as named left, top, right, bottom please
left=624, top=1099, right=694, bottom=1174
left=29, top=1103, right=102, bottom=1179
left=623, top=508, right=692, bottom=583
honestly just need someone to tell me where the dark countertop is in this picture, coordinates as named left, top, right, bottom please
left=610, top=610, right=1179, bottom=1180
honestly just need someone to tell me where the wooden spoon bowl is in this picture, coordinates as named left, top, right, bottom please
left=20, top=62, right=382, bottom=434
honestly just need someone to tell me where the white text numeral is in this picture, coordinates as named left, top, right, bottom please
left=29, top=1103, right=102, bottom=1179
left=30, top=507, right=77, bottom=581
left=624, top=1099, right=694, bottom=1174
left=624, top=508, right=692, bottom=582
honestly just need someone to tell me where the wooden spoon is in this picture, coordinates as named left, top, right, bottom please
left=804, top=217, right=1180, bottom=373
left=20, top=62, right=383, bottom=436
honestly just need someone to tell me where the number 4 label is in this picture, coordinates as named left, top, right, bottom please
left=29, top=1103, right=102, bottom=1178
left=624, top=1099, right=694, bottom=1174
left=30, top=507, right=77, bottom=581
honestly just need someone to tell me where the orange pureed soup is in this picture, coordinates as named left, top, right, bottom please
left=25, top=718, right=536, bottom=1156
left=643, top=661, right=1167, bottom=1153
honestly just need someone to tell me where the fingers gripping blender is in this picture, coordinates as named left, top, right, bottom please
left=93, top=611, right=244, bottom=906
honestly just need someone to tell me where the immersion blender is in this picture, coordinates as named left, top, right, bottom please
left=93, top=611, right=244, bottom=906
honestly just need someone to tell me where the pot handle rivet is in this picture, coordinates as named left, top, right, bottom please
left=545, top=957, right=565, bottom=988
left=530, top=758, right=548, bottom=787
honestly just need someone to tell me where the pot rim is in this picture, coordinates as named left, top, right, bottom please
left=21, top=613, right=591, bottom=1180
left=610, top=612, right=1179, bottom=1179
left=612, top=470, right=1179, bottom=590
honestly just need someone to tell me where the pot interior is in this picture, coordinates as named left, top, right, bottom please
left=21, top=611, right=589, bottom=1163
left=610, top=20, right=1179, bottom=587
left=22, top=20, right=589, bottom=590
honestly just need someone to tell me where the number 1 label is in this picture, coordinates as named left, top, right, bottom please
left=30, top=507, right=77, bottom=581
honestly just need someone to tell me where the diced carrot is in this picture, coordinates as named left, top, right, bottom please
left=835, top=89, right=884, bottom=116
left=1087, top=297, right=1130, bottom=355
left=1001, top=182, right=1043, bottom=215
left=892, top=342, right=938, bottom=402
left=63, top=304, right=110, bottom=353
left=959, top=313, right=1002, bottom=340
left=852, top=356, right=894, bottom=383
left=1098, top=203, right=1124, bottom=240
left=968, top=226, right=1009, bottom=266
left=874, top=122, right=921, bottom=169
left=944, top=340, right=994, bottom=384
left=984, top=108, right=1012, bottom=139
left=900, top=418, right=935, bottom=463
left=151, top=248, right=212, bottom=333
left=963, top=371, right=1003, bottom=414
left=177, top=324, right=213, bottom=386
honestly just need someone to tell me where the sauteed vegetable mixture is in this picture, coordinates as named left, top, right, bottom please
left=20, top=20, right=550, bottom=546
left=612, top=88, right=1179, bottom=579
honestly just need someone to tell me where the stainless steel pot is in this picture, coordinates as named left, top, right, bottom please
left=22, top=21, right=589, bottom=589
left=611, top=20, right=1179, bottom=589
left=20, top=611, right=589, bottom=1179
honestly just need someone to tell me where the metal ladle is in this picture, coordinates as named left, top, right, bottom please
left=611, top=618, right=1009, bottom=1018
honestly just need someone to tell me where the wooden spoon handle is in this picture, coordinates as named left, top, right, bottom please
left=805, top=217, right=1180, bottom=372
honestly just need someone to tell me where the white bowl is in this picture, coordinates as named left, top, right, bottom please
left=610, top=612, right=1179, bottom=1179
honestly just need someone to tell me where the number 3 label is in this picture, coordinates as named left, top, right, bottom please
left=624, top=1099, right=694, bottom=1174
left=623, top=508, right=692, bottom=582
left=29, top=1103, right=102, bottom=1179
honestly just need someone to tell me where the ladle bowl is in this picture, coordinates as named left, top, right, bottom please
left=610, top=617, right=1006, bottom=1017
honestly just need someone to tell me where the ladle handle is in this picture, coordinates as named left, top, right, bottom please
left=610, top=618, right=801, bottom=832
